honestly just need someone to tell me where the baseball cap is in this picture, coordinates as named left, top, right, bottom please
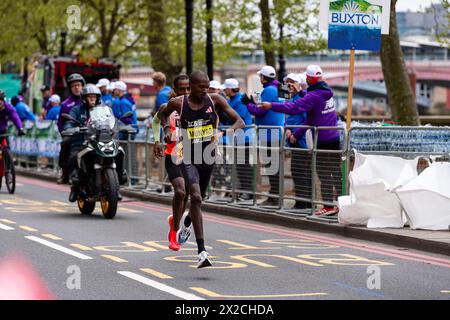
left=221, top=79, right=239, bottom=90
left=283, top=73, right=302, bottom=83
left=113, top=81, right=127, bottom=92
left=96, top=78, right=110, bottom=88
left=257, top=66, right=276, bottom=78
left=209, top=80, right=221, bottom=89
left=305, top=65, right=323, bottom=78
left=49, top=94, right=61, bottom=104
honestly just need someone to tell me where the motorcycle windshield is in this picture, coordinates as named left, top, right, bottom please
left=88, top=105, right=116, bottom=132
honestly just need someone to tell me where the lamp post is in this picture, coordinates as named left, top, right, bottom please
left=60, top=29, right=68, bottom=57
left=186, top=0, right=194, bottom=75
left=278, top=22, right=287, bottom=83
left=206, top=0, right=214, bottom=80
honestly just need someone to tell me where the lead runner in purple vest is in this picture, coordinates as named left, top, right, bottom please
left=160, top=71, right=244, bottom=268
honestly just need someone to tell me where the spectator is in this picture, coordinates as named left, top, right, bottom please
left=259, top=65, right=341, bottom=216
left=40, top=85, right=51, bottom=118
left=222, top=79, right=255, bottom=201
left=45, top=95, right=61, bottom=121
left=283, top=73, right=311, bottom=210
left=208, top=81, right=222, bottom=94
left=244, top=66, right=285, bottom=207
left=96, top=78, right=113, bottom=107
left=152, top=72, right=171, bottom=115
left=11, top=96, right=36, bottom=123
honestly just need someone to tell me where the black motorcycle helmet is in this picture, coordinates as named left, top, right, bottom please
left=67, top=73, right=86, bottom=86
left=0, top=90, right=5, bottom=101
left=11, top=96, right=20, bottom=107
left=81, top=84, right=102, bottom=107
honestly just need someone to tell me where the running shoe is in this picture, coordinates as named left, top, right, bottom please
left=314, top=206, right=339, bottom=217
left=176, top=211, right=192, bottom=245
left=197, top=251, right=212, bottom=268
left=167, top=215, right=180, bottom=251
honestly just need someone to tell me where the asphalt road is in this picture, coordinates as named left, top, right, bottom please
left=0, top=175, right=449, bottom=300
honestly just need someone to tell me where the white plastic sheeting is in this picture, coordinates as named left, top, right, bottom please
left=396, top=162, right=450, bottom=230
left=338, top=151, right=418, bottom=228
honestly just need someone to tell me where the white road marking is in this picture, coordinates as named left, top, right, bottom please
left=0, top=223, right=15, bottom=231
left=117, top=271, right=204, bottom=300
left=25, top=236, right=93, bottom=260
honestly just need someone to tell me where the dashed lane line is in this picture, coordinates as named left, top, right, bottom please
left=101, top=255, right=128, bottom=263
left=141, top=268, right=174, bottom=280
left=25, top=236, right=93, bottom=260
left=117, top=271, right=204, bottom=300
left=19, top=226, right=38, bottom=232
left=42, top=234, right=63, bottom=241
left=0, top=219, right=16, bottom=224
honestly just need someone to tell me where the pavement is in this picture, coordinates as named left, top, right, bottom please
left=0, top=175, right=449, bottom=300
left=17, top=168, right=450, bottom=257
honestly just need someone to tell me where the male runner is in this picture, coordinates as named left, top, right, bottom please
left=153, top=74, right=191, bottom=251
left=160, top=71, right=245, bottom=268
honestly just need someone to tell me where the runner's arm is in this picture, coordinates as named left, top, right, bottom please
left=159, top=98, right=181, bottom=143
left=212, top=94, right=245, bottom=133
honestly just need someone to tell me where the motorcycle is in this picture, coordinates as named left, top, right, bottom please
left=61, top=105, right=135, bottom=219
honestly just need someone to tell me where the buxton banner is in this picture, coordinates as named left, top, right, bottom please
left=328, top=0, right=383, bottom=51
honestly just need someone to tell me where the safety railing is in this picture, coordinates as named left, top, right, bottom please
left=9, top=121, right=450, bottom=223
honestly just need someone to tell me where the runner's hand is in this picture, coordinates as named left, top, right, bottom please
left=154, top=141, right=163, bottom=159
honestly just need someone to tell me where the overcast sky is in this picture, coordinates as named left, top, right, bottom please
left=395, top=0, right=442, bottom=12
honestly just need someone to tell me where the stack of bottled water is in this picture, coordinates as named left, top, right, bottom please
left=349, top=123, right=450, bottom=154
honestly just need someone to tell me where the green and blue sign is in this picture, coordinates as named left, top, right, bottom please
left=328, top=0, right=383, bottom=51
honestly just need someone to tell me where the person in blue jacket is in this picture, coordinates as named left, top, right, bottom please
left=283, top=73, right=312, bottom=210
left=152, top=72, right=172, bottom=115
left=222, top=78, right=255, bottom=201
left=112, top=81, right=139, bottom=136
left=96, top=79, right=113, bottom=107
left=243, top=66, right=285, bottom=206
left=11, top=96, right=36, bottom=123
left=45, top=95, right=61, bottom=121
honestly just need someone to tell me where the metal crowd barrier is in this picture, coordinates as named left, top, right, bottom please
left=10, top=121, right=450, bottom=223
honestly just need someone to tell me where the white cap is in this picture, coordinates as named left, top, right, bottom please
left=305, top=65, right=323, bottom=78
left=113, top=81, right=127, bottom=92
left=299, top=73, right=307, bottom=85
left=221, top=78, right=239, bottom=90
left=283, top=73, right=302, bottom=83
left=107, top=82, right=115, bottom=91
left=49, top=94, right=60, bottom=104
left=257, top=66, right=276, bottom=78
left=96, top=78, right=110, bottom=88
left=209, top=80, right=221, bottom=89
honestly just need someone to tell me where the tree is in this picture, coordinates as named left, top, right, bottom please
left=380, top=0, right=420, bottom=125
left=146, top=0, right=184, bottom=83
left=259, top=0, right=276, bottom=66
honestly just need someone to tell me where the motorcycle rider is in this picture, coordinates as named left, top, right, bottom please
left=64, top=84, right=127, bottom=203
left=57, top=73, right=85, bottom=184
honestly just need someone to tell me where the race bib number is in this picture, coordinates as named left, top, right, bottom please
left=187, top=124, right=214, bottom=142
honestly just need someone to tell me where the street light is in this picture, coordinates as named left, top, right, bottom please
left=206, top=0, right=214, bottom=80
left=278, top=22, right=287, bottom=83
left=186, top=0, right=194, bottom=75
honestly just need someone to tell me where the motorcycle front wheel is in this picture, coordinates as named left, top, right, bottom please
left=101, top=168, right=119, bottom=219
left=78, top=197, right=95, bottom=215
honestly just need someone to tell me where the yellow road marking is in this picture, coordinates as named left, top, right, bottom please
left=101, top=255, right=128, bottom=263
left=141, top=268, right=174, bottom=280
left=441, top=290, right=450, bottom=294
left=0, top=219, right=16, bottom=225
left=70, top=244, right=94, bottom=251
left=19, top=226, right=38, bottom=232
left=217, top=240, right=279, bottom=250
left=41, top=234, right=62, bottom=241
left=50, top=201, right=70, bottom=206
left=190, top=287, right=328, bottom=299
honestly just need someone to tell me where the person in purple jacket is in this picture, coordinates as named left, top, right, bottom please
left=0, top=91, right=25, bottom=137
left=259, top=65, right=341, bottom=217
left=56, top=73, right=85, bottom=184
